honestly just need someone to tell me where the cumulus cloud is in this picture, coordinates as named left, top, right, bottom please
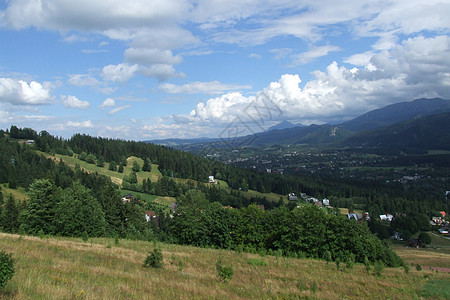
left=0, top=78, right=52, bottom=105
left=101, top=63, right=138, bottom=83
left=178, top=35, right=450, bottom=129
left=99, top=98, right=115, bottom=109
left=61, top=95, right=90, bottom=109
left=159, top=81, right=252, bottom=95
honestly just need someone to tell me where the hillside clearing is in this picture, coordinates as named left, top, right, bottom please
left=1, top=233, right=449, bottom=299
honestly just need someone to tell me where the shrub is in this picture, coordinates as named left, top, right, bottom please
left=216, top=258, right=233, bottom=282
left=0, top=251, right=15, bottom=289
left=373, top=261, right=385, bottom=277
left=82, top=231, right=89, bottom=242
left=416, top=264, right=422, bottom=271
left=144, top=249, right=163, bottom=268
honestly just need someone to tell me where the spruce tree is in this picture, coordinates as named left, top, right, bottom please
left=1, top=194, right=19, bottom=233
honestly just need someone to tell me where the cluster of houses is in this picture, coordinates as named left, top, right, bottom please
left=432, top=211, right=448, bottom=235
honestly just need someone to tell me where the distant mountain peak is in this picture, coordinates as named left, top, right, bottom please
left=265, top=120, right=303, bottom=132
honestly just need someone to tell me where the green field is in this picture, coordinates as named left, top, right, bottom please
left=1, top=232, right=449, bottom=299
left=0, top=184, right=28, bottom=202
left=37, top=151, right=287, bottom=203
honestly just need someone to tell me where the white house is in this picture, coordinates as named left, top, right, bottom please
left=380, top=214, right=394, bottom=222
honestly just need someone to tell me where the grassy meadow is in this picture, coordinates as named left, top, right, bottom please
left=1, top=232, right=449, bottom=299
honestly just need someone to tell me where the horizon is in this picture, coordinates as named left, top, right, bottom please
left=1, top=1, right=449, bottom=140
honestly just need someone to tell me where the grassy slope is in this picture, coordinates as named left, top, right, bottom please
left=1, top=232, right=449, bottom=299
left=0, top=184, right=28, bottom=202
left=38, top=152, right=287, bottom=204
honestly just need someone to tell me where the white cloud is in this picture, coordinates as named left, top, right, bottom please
left=99, top=98, right=115, bottom=109
left=159, top=81, right=252, bottom=95
left=108, top=105, right=131, bottom=115
left=67, top=74, right=100, bottom=87
left=61, top=95, right=90, bottom=109
left=139, top=64, right=184, bottom=81
left=65, top=120, right=94, bottom=128
left=0, top=78, right=52, bottom=105
left=248, top=53, right=261, bottom=59
left=179, top=35, right=450, bottom=128
left=101, top=63, right=138, bottom=83
left=290, top=45, right=341, bottom=66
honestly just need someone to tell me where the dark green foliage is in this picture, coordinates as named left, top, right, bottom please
left=132, top=161, right=140, bottom=172
left=142, top=158, right=152, bottom=172
left=144, top=249, right=163, bottom=268
left=54, top=181, right=106, bottom=237
left=82, top=231, right=89, bottom=242
left=373, top=261, right=385, bottom=277
left=418, top=232, right=431, bottom=247
left=0, top=194, right=19, bottom=233
left=0, top=251, right=14, bottom=289
left=97, top=156, right=105, bottom=167
left=416, top=264, right=422, bottom=271
left=118, top=164, right=124, bottom=173
left=21, top=179, right=60, bottom=235
left=108, top=161, right=117, bottom=171
left=216, top=258, right=233, bottom=282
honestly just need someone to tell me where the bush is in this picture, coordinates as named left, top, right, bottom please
left=144, top=249, right=163, bottom=268
left=373, top=261, right=385, bottom=277
left=0, top=251, right=15, bottom=289
left=216, top=258, right=233, bottom=282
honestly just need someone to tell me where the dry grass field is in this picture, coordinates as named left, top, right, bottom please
left=1, top=232, right=449, bottom=299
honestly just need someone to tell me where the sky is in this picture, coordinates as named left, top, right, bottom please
left=0, top=0, right=449, bottom=141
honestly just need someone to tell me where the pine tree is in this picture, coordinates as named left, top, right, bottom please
left=21, top=179, right=60, bottom=235
left=142, top=158, right=152, bottom=172
left=101, top=182, right=124, bottom=236
left=1, top=194, right=19, bottom=233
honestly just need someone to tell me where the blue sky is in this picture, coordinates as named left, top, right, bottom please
left=0, top=0, right=449, bottom=140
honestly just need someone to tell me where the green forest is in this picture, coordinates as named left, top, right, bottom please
left=0, top=126, right=447, bottom=268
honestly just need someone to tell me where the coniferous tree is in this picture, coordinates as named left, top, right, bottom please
left=54, top=181, right=106, bottom=237
left=142, top=158, right=152, bottom=172
left=101, top=182, right=124, bottom=236
left=132, top=161, right=141, bottom=172
left=1, top=194, right=19, bottom=233
left=21, top=179, right=60, bottom=235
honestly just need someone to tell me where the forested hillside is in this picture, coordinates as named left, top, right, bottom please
left=0, top=125, right=447, bottom=267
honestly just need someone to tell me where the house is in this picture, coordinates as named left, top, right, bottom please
left=322, top=198, right=330, bottom=206
left=380, top=214, right=394, bottom=222
left=145, top=211, right=157, bottom=222
left=122, top=193, right=134, bottom=203
left=348, top=213, right=358, bottom=220
left=288, top=193, right=297, bottom=201
left=209, top=176, right=215, bottom=184
left=439, top=227, right=449, bottom=235
left=25, top=140, right=35, bottom=145
left=314, top=200, right=323, bottom=208
left=440, top=211, right=447, bottom=218
left=432, top=217, right=443, bottom=225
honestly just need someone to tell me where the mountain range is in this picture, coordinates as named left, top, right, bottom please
left=148, top=98, right=450, bottom=151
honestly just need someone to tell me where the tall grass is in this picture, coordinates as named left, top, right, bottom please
left=1, top=232, right=448, bottom=299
